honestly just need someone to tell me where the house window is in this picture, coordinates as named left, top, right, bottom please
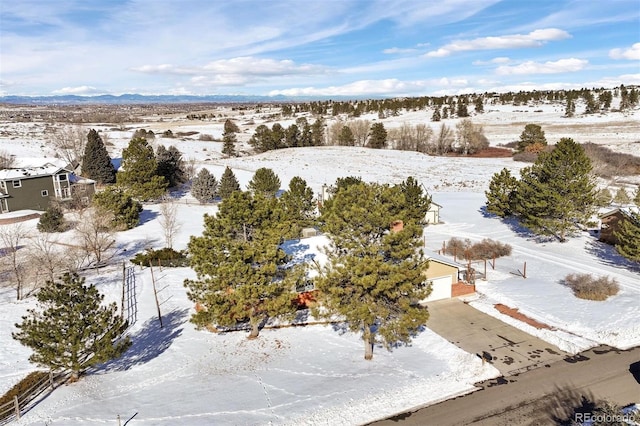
left=0, top=181, right=6, bottom=191
left=12, top=180, right=21, bottom=188
left=58, top=174, right=67, bottom=181
left=41, top=190, right=49, bottom=197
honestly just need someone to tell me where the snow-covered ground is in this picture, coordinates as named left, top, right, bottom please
left=1, top=101, right=639, bottom=424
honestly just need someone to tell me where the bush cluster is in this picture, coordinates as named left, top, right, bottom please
left=131, top=248, right=188, bottom=267
left=563, top=273, right=619, bottom=301
left=444, top=237, right=512, bottom=261
left=582, top=143, right=640, bottom=177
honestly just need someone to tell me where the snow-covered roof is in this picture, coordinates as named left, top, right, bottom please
left=425, top=251, right=465, bottom=270
left=0, top=163, right=69, bottom=181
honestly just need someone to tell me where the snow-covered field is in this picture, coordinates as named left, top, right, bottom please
left=1, top=100, right=639, bottom=424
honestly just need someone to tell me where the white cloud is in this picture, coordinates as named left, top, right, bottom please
left=472, top=57, right=512, bottom=66
left=51, top=86, right=101, bottom=95
left=609, top=42, right=640, bottom=60
left=131, top=57, right=327, bottom=81
left=268, top=77, right=470, bottom=97
left=383, top=47, right=418, bottom=54
left=426, top=28, right=570, bottom=57
left=495, top=58, right=588, bottom=75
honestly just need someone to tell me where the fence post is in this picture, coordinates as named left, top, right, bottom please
left=149, top=261, right=163, bottom=328
left=13, top=395, right=20, bottom=419
left=49, top=370, right=54, bottom=389
left=121, top=262, right=126, bottom=318
left=523, top=261, right=527, bottom=279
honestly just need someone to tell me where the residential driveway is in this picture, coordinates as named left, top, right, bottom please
left=424, top=298, right=567, bottom=376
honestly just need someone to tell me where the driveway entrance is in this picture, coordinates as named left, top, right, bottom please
left=425, top=298, right=567, bottom=376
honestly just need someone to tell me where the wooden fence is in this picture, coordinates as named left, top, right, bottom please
left=0, top=371, right=69, bottom=424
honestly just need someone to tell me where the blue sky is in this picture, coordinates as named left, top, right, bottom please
left=1, top=0, right=639, bottom=97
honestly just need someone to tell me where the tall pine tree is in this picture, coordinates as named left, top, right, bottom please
left=82, top=129, right=116, bottom=184
left=191, top=168, right=218, bottom=203
left=156, top=145, right=185, bottom=188
left=614, top=210, right=640, bottom=262
left=222, top=130, right=237, bottom=157
left=514, top=138, right=596, bottom=241
left=218, top=166, right=241, bottom=200
left=314, top=181, right=430, bottom=360
left=367, top=122, right=387, bottom=149
left=13, top=273, right=130, bottom=381
left=185, top=192, right=301, bottom=338
left=248, top=167, right=281, bottom=198
left=485, top=168, right=519, bottom=217
left=280, top=176, right=315, bottom=237
left=117, top=137, right=168, bottom=200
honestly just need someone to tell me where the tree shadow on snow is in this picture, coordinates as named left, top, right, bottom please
left=585, top=239, right=640, bottom=273
left=92, top=308, right=189, bottom=374
left=138, top=209, right=159, bottom=224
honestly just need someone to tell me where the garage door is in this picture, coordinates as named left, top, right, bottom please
left=422, top=276, right=452, bottom=302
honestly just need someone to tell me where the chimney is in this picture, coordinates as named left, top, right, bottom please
left=391, top=220, right=404, bottom=233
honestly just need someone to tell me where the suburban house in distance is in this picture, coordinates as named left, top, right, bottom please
left=425, top=202, right=442, bottom=224
left=0, top=163, right=95, bottom=213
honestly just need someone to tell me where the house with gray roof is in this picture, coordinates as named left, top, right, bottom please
left=0, top=163, right=95, bottom=213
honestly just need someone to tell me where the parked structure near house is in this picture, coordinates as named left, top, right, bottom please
left=0, top=163, right=95, bottom=213
left=599, top=207, right=638, bottom=245
left=425, top=202, right=442, bottom=224
left=421, top=252, right=470, bottom=302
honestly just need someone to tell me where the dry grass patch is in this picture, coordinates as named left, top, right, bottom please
left=563, top=273, right=619, bottom=301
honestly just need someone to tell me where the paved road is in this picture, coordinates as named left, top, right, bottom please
left=424, top=298, right=567, bottom=375
left=370, top=345, right=640, bottom=425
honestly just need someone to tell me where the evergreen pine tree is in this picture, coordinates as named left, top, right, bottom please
left=614, top=210, right=640, bottom=262
left=37, top=205, right=66, bottom=232
left=595, top=188, right=613, bottom=207
left=223, top=119, right=240, bottom=133
left=191, top=168, right=218, bottom=203
left=367, top=122, right=387, bottom=149
left=337, top=126, right=356, bottom=146
left=431, top=107, right=441, bottom=122
left=514, top=138, right=596, bottom=241
left=185, top=192, right=301, bottom=338
left=92, top=186, right=142, bottom=230
left=517, top=124, right=547, bottom=152
left=314, top=181, right=430, bottom=360
left=485, top=168, right=519, bottom=217
left=13, top=273, right=130, bottom=381
left=81, top=129, right=116, bottom=184
left=248, top=167, right=281, bottom=198
left=457, top=102, right=469, bottom=117
left=613, top=188, right=631, bottom=205
left=310, top=118, right=325, bottom=146
left=398, top=176, right=431, bottom=224
left=218, top=166, right=241, bottom=199
left=280, top=176, right=315, bottom=237
left=117, top=137, right=168, bottom=200
left=156, top=145, right=185, bottom=188
left=222, top=130, right=237, bottom=157
left=474, top=96, right=484, bottom=114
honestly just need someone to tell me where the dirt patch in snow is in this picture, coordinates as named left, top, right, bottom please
left=494, top=304, right=555, bottom=330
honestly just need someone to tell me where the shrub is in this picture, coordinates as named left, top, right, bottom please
left=563, top=273, right=619, bottom=301
left=131, top=248, right=188, bottom=267
left=0, top=371, right=49, bottom=421
left=444, top=237, right=512, bottom=261
left=37, top=206, right=66, bottom=232
left=198, top=134, right=215, bottom=141
left=469, top=239, right=513, bottom=259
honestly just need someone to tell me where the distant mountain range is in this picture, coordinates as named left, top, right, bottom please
left=0, top=93, right=355, bottom=104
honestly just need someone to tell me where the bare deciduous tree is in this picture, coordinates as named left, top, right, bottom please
left=0, top=149, right=16, bottom=169
left=47, top=125, right=87, bottom=166
left=349, top=119, right=371, bottom=147
left=0, top=223, right=29, bottom=299
left=75, top=209, right=116, bottom=265
left=432, top=124, right=454, bottom=155
left=158, top=197, right=181, bottom=249
left=455, top=119, right=489, bottom=155
left=28, top=233, right=66, bottom=283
